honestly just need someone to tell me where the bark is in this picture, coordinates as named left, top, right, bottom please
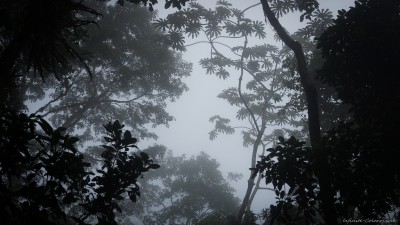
left=259, top=1, right=337, bottom=224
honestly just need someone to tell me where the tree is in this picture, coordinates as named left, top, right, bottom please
left=0, top=0, right=192, bottom=110
left=154, top=2, right=297, bottom=223
left=0, top=112, right=159, bottom=225
left=258, top=1, right=338, bottom=224
left=317, top=0, right=400, bottom=219
left=24, top=2, right=191, bottom=143
left=154, top=1, right=341, bottom=223
left=118, top=149, right=240, bottom=225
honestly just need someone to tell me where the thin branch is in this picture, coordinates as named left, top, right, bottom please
left=258, top=187, right=275, bottom=191
left=184, top=40, right=211, bottom=48
left=242, top=3, right=262, bottom=14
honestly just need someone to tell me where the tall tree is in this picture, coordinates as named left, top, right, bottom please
left=259, top=1, right=338, bottom=224
left=154, top=2, right=288, bottom=223
left=154, top=1, right=341, bottom=224
left=257, top=0, right=400, bottom=223
left=25, top=2, right=191, bottom=143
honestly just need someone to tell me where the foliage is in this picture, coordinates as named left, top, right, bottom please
left=256, top=136, right=318, bottom=224
left=118, top=0, right=190, bottom=11
left=25, top=2, right=191, bottom=142
left=155, top=1, right=339, bottom=223
left=0, top=0, right=100, bottom=110
left=241, top=211, right=258, bottom=225
left=118, top=149, right=240, bottom=225
left=256, top=0, right=400, bottom=222
left=311, top=0, right=400, bottom=220
left=0, top=111, right=158, bottom=225
left=155, top=0, right=311, bottom=150
left=0, top=0, right=99, bottom=78
left=323, top=123, right=400, bottom=219
left=0, top=0, right=188, bottom=79
left=196, top=211, right=236, bottom=225
left=317, top=0, right=400, bottom=130
left=268, top=0, right=319, bottom=21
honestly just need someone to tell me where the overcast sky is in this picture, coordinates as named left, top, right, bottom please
left=142, top=0, right=355, bottom=214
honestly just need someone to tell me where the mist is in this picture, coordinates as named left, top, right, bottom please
left=1, top=0, right=399, bottom=225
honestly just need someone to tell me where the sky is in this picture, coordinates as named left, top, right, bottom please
left=142, top=0, right=355, bottom=214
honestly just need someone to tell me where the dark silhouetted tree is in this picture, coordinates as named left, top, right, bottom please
left=317, top=0, right=400, bottom=220
left=257, top=0, right=400, bottom=223
left=0, top=113, right=159, bottom=225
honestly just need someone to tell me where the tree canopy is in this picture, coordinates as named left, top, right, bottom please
left=25, top=2, right=191, bottom=143
left=117, top=148, right=240, bottom=225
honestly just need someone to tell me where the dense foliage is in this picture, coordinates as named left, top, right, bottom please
left=0, top=114, right=159, bottom=225
left=317, top=0, right=400, bottom=220
left=1, top=1, right=191, bottom=225
left=256, top=0, right=400, bottom=223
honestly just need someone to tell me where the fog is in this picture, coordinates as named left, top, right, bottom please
left=3, top=0, right=399, bottom=225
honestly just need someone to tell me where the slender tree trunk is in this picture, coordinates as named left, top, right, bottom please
left=236, top=120, right=266, bottom=224
left=247, top=172, right=263, bottom=211
left=259, top=1, right=337, bottom=224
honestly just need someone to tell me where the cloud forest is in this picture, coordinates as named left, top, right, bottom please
left=0, top=0, right=399, bottom=225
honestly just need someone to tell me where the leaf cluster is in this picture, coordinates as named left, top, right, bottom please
left=0, top=0, right=100, bottom=80
left=153, top=1, right=267, bottom=51
left=256, top=136, right=318, bottom=224
left=268, top=0, right=319, bottom=21
left=118, top=0, right=190, bottom=11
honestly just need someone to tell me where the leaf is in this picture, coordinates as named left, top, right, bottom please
left=65, top=136, right=80, bottom=147
left=26, top=173, right=36, bottom=182
left=165, top=0, right=172, bottom=9
left=104, top=137, right=113, bottom=143
left=140, top=152, right=150, bottom=161
left=38, top=117, right=54, bottom=135
left=149, top=164, right=160, bottom=169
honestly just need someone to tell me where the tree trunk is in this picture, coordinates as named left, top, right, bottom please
left=247, top=172, right=263, bottom=211
left=236, top=120, right=266, bottom=224
left=259, top=1, right=337, bottom=224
